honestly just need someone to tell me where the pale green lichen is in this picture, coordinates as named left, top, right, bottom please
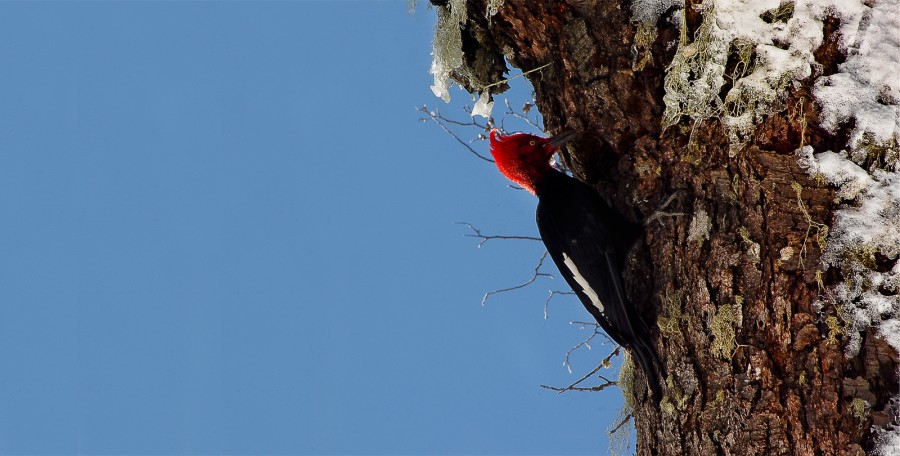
left=792, top=181, right=830, bottom=267
left=852, top=132, right=900, bottom=173
left=658, top=291, right=685, bottom=337
left=660, top=395, right=677, bottom=416
left=662, top=2, right=727, bottom=130
left=609, top=348, right=638, bottom=456
left=759, top=2, right=794, bottom=24
left=618, top=352, right=636, bottom=410
left=688, top=208, right=712, bottom=243
left=799, top=146, right=900, bottom=356
left=608, top=407, right=635, bottom=456
left=722, top=40, right=756, bottom=117
left=711, top=302, right=737, bottom=359
left=629, top=0, right=684, bottom=74
left=663, top=374, right=690, bottom=412
left=430, top=0, right=467, bottom=102
left=632, top=22, right=658, bottom=72
left=825, top=314, right=846, bottom=343
left=658, top=0, right=829, bottom=155
left=738, top=226, right=761, bottom=263
left=430, top=0, right=508, bottom=117
left=851, top=397, right=869, bottom=422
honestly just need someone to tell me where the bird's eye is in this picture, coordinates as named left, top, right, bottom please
left=529, top=140, right=536, bottom=146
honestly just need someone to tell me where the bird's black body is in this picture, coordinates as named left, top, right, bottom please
left=535, top=170, right=662, bottom=398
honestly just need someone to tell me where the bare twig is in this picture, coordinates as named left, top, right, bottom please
left=457, top=222, right=541, bottom=248
left=543, top=289, right=576, bottom=319
left=504, top=98, right=543, bottom=131
left=418, top=106, right=494, bottom=163
left=563, top=321, right=613, bottom=373
left=543, top=346, right=621, bottom=394
left=597, top=346, right=621, bottom=371
left=609, top=412, right=634, bottom=435
left=483, top=63, right=552, bottom=89
left=444, top=105, right=491, bottom=129
left=540, top=380, right=617, bottom=393
left=481, top=251, right=553, bottom=306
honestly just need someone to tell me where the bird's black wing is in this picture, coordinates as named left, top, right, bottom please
left=535, top=172, right=661, bottom=397
left=535, top=177, right=635, bottom=347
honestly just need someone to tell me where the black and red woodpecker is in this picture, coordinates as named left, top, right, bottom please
left=489, top=129, right=662, bottom=398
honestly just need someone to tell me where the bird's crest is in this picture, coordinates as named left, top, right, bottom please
left=488, top=129, right=557, bottom=194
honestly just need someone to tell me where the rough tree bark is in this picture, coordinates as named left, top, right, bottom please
left=433, top=1, right=898, bottom=454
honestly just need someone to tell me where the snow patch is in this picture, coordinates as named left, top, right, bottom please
left=471, top=92, right=494, bottom=118
left=632, top=0, right=900, bottom=450
left=631, top=0, right=682, bottom=25
left=813, top=0, right=900, bottom=151
left=791, top=4, right=900, bottom=450
left=810, top=150, right=874, bottom=200
left=800, top=145, right=900, bottom=356
left=875, top=427, right=900, bottom=456
left=660, top=0, right=825, bottom=146
left=651, top=0, right=899, bottom=156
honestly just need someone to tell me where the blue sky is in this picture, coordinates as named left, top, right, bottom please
left=0, top=2, right=626, bottom=454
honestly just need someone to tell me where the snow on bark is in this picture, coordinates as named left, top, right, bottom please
left=798, top=15, right=899, bottom=454
left=876, top=431, right=900, bottom=456
left=813, top=0, right=900, bottom=151
left=651, top=0, right=898, bottom=154
left=630, top=0, right=682, bottom=25
left=634, top=0, right=900, bottom=348
left=800, top=147, right=900, bottom=355
left=633, top=0, right=900, bottom=449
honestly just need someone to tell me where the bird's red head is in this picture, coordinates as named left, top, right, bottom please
left=489, top=129, right=562, bottom=194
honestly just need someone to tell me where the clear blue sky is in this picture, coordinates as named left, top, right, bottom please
left=0, top=2, right=626, bottom=454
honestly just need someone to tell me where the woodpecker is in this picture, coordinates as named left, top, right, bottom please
left=489, top=129, right=662, bottom=398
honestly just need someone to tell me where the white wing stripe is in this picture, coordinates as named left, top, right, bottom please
left=562, top=253, right=604, bottom=313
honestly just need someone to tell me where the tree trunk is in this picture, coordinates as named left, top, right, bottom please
left=434, top=0, right=899, bottom=454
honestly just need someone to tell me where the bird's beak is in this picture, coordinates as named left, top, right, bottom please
left=547, top=130, right=579, bottom=147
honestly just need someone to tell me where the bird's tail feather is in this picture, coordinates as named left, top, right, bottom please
left=629, top=336, right=665, bottom=401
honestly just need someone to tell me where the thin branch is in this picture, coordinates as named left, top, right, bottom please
left=546, top=346, right=620, bottom=394
left=563, top=321, right=613, bottom=373
left=544, top=289, right=576, bottom=319
left=574, top=352, right=616, bottom=387
left=418, top=106, right=494, bottom=163
left=504, top=98, right=543, bottom=131
left=597, top=346, right=621, bottom=371
left=457, top=222, right=542, bottom=248
left=439, top=117, right=485, bottom=127
left=441, top=106, right=491, bottom=129
left=481, top=251, right=553, bottom=306
left=540, top=380, right=617, bottom=393
left=483, top=63, right=552, bottom=89
left=609, top=413, right=634, bottom=435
